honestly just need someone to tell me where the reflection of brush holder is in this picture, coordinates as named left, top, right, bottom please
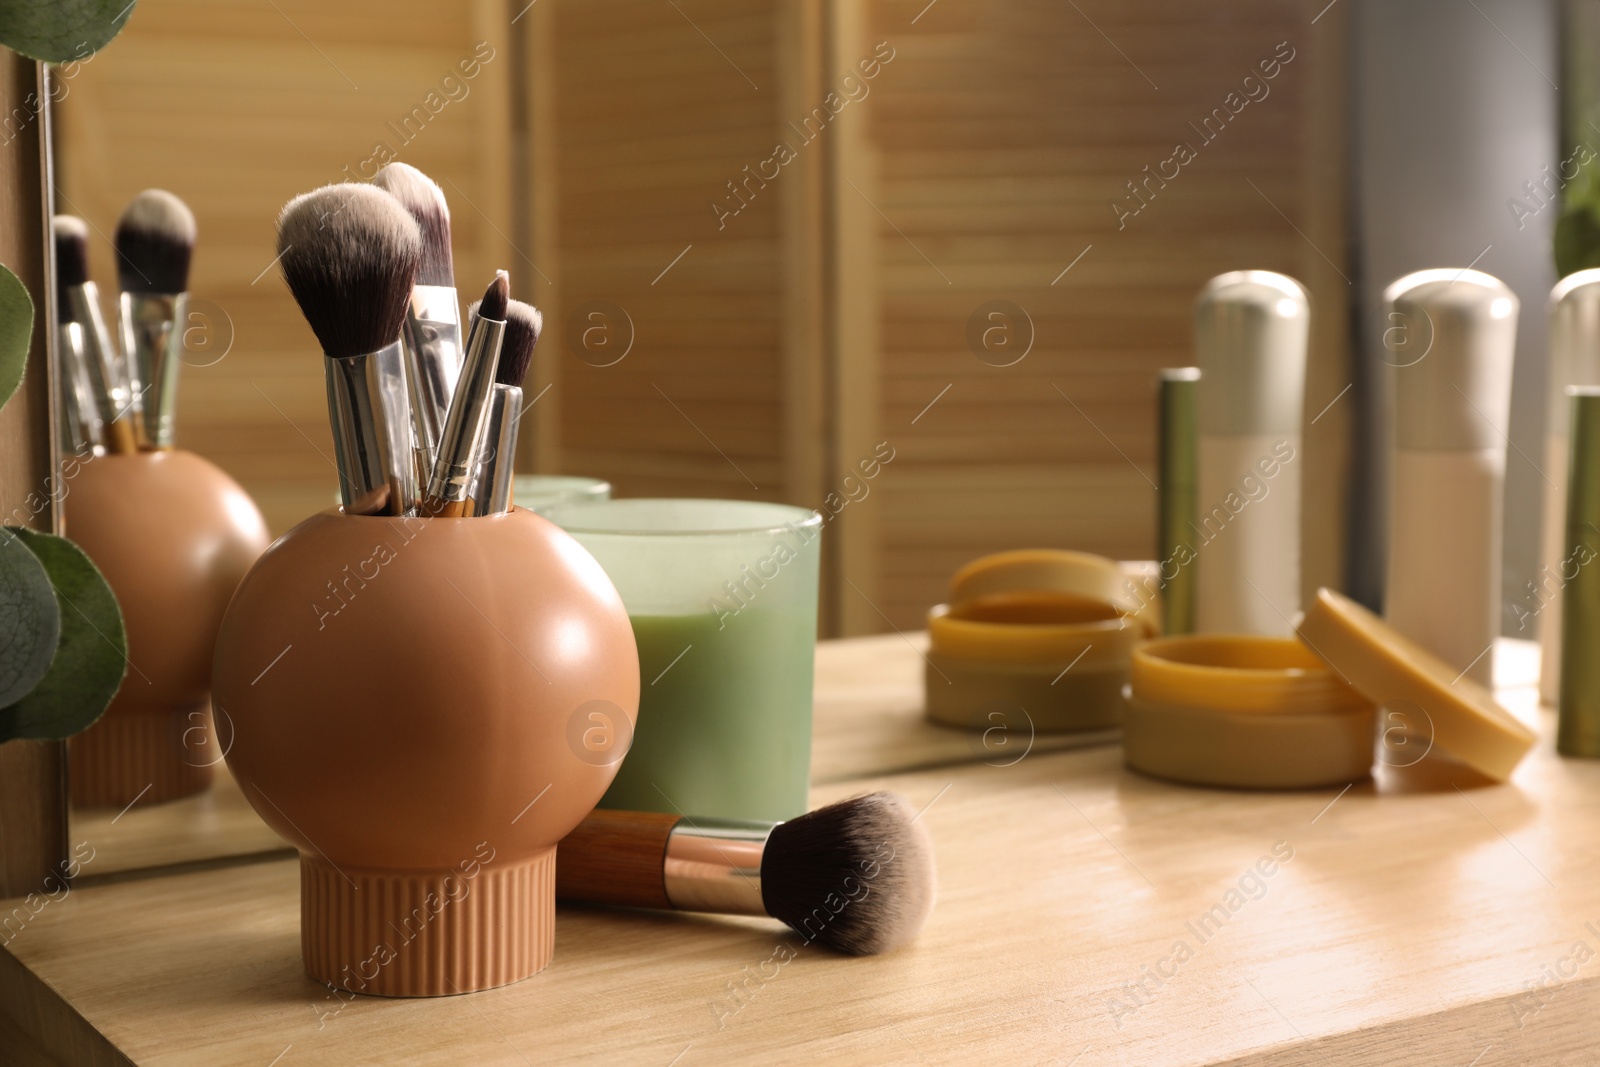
left=66, top=450, right=270, bottom=808
left=212, top=508, right=640, bottom=996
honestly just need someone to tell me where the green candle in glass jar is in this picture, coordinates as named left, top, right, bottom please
left=543, top=499, right=822, bottom=823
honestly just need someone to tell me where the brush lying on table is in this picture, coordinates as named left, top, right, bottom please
left=556, top=792, right=937, bottom=955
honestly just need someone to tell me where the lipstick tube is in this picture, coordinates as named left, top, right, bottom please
left=325, top=339, right=417, bottom=516
left=400, top=285, right=464, bottom=477
left=1383, top=269, right=1516, bottom=686
left=119, top=291, right=187, bottom=449
left=1158, top=367, right=1200, bottom=635
left=1559, top=386, right=1600, bottom=757
left=1539, top=271, right=1600, bottom=705
left=424, top=310, right=505, bottom=517
left=1192, top=271, right=1309, bottom=635
left=467, top=384, right=521, bottom=516
left=67, top=282, right=140, bottom=453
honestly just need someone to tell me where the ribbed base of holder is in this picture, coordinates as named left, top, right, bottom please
left=69, top=702, right=216, bottom=808
left=301, top=848, right=555, bottom=997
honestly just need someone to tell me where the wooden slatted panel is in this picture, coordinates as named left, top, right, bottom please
left=548, top=0, right=789, bottom=500
left=55, top=0, right=513, bottom=534
left=861, top=0, right=1347, bottom=628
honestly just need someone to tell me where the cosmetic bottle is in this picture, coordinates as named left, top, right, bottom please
left=1193, top=271, right=1309, bottom=635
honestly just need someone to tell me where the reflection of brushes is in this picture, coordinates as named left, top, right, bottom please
left=54, top=215, right=136, bottom=454
left=423, top=271, right=507, bottom=517
left=468, top=298, right=540, bottom=516
left=372, top=162, right=461, bottom=479
left=557, top=792, right=937, bottom=955
left=277, top=184, right=421, bottom=517
left=115, top=189, right=196, bottom=450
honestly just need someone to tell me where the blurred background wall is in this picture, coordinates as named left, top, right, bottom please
left=56, top=0, right=1359, bottom=635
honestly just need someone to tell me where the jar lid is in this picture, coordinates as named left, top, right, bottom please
left=1295, top=588, right=1537, bottom=781
left=947, top=549, right=1159, bottom=636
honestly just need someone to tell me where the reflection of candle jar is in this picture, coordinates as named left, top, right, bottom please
left=66, top=450, right=269, bottom=808
left=212, top=508, right=639, bottom=996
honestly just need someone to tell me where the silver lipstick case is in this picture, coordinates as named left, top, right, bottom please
left=55, top=319, right=105, bottom=457
left=467, top=383, right=521, bottom=516
left=325, top=339, right=417, bottom=516
left=68, top=281, right=140, bottom=447
left=425, top=313, right=505, bottom=509
left=662, top=818, right=772, bottom=915
left=401, top=285, right=464, bottom=476
left=119, top=291, right=186, bottom=449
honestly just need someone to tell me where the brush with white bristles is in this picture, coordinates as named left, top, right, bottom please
left=277, top=183, right=421, bottom=516
left=422, top=271, right=508, bottom=517
left=372, top=162, right=462, bottom=479
left=54, top=215, right=135, bottom=454
left=557, top=792, right=938, bottom=955
left=115, top=189, right=196, bottom=449
left=467, top=298, right=540, bottom=516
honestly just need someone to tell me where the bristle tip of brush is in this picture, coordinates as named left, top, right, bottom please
left=115, top=189, right=197, bottom=294
left=372, top=162, right=454, bottom=287
left=52, top=215, right=91, bottom=290
left=276, top=183, right=422, bottom=359
left=496, top=300, right=541, bottom=387
left=761, top=791, right=937, bottom=955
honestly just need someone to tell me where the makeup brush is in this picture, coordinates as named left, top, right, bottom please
left=277, top=183, right=421, bottom=516
left=556, top=792, right=937, bottom=955
left=467, top=298, right=540, bottom=516
left=54, top=215, right=136, bottom=454
left=422, top=271, right=508, bottom=517
left=50, top=218, right=104, bottom=457
left=372, top=162, right=462, bottom=479
left=115, top=189, right=196, bottom=450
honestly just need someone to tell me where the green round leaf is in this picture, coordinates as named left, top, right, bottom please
left=1555, top=204, right=1600, bottom=280
left=0, top=0, right=137, bottom=63
left=0, top=262, right=32, bottom=411
left=0, top=528, right=127, bottom=743
left=0, top=528, right=59, bottom=707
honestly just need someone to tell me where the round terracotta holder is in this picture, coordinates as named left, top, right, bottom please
left=66, top=450, right=269, bottom=808
left=213, top=507, right=640, bottom=996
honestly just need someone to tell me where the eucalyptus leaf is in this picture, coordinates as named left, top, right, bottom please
left=0, top=528, right=59, bottom=707
left=0, top=528, right=126, bottom=743
left=0, top=262, right=32, bottom=411
left=0, top=0, right=136, bottom=63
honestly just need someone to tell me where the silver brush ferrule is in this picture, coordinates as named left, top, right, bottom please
left=402, top=284, right=463, bottom=474
left=55, top=320, right=105, bottom=457
left=119, top=291, right=186, bottom=448
left=68, top=282, right=138, bottom=431
left=325, top=340, right=417, bottom=516
left=468, top=383, right=521, bottom=516
left=426, top=313, right=505, bottom=507
left=663, top=818, right=773, bottom=915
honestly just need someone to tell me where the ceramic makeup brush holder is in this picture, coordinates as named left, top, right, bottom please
left=212, top=507, right=640, bottom=997
left=66, top=450, right=269, bottom=807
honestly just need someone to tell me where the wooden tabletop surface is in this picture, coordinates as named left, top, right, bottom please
left=75, top=633, right=1116, bottom=878
left=6, top=638, right=1597, bottom=1066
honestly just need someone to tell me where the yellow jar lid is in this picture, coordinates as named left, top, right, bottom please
left=947, top=549, right=1160, bottom=637
left=927, top=595, right=1141, bottom=667
left=1295, top=588, right=1537, bottom=782
left=1131, top=634, right=1369, bottom=715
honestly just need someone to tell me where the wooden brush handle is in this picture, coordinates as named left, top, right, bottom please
left=556, top=809, right=680, bottom=910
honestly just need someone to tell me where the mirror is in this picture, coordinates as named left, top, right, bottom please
left=44, top=1, right=1561, bottom=875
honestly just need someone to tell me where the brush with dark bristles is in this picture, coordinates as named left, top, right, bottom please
left=53, top=215, right=133, bottom=454
left=115, top=189, right=197, bottom=449
left=277, top=183, right=422, bottom=516
left=372, top=162, right=462, bottom=478
left=467, top=298, right=540, bottom=515
left=422, top=271, right=508, bottom=517
left=557, top=792, right=937, bottom=955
